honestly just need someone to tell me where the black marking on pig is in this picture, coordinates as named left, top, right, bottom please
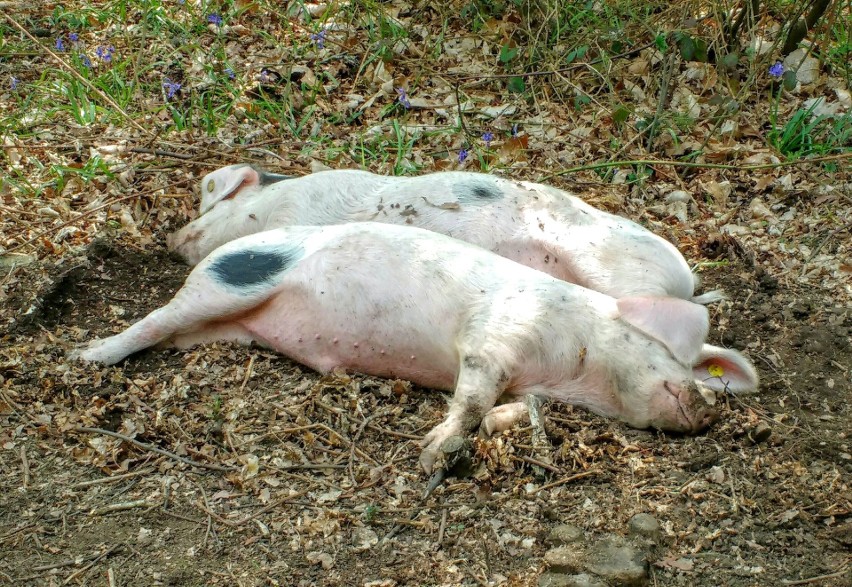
left=456, top=180, right=503, bottom=203
left=463, top=355, right=488, bottom=370
left=209, top=247, right=302, bottom=288
left=257, top=169, right=292, bottom=186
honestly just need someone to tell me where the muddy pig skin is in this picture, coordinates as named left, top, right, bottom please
left=75, top=223, right=758, bottom=473
left=168, top=165, right=720, bottom=303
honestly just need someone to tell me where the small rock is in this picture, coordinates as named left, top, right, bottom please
left=665, top=190, right=692, bottom=203
left=539, top=573, right=607, bottom=587
left=748, top=422, right=772, bottom=444
left=0, top=253, right=37, bottom=270
left=544, top=546, right=585, bottom=574
left=585, top=537, right=648, bottom=586
left=783, top=49, right=820, bottom=84
left=706, top=465, right=726, bottom=484
left=628, top=514, right=660, bottom=544
left=548, top=524, right=585, bottom=546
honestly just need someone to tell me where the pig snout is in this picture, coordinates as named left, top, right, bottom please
left=653, top=381, right=718, bottom=433
left=167, top=225, right=205, bottom=265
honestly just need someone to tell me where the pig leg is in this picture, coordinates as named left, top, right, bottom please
left=419, top=353, right=509, bottom=473
left=70, top=270, right=276, bottom=365
left=479, top=401, right=530, bottom=437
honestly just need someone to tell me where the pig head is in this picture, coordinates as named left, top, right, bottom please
left=76, top=223, right=758, bottom=473
left=168, top=165, right=713, bottom=303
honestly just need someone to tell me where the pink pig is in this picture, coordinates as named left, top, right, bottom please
left=76, top=223, right=757, bottom=472
left=168, top=165, right=719, bottom=303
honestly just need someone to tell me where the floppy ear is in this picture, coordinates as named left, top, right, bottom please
left=199, top=165, right=261, bottom=215
left=694, top=344, right=759, bottom=393
left=616, top=296, right=709, bottom=365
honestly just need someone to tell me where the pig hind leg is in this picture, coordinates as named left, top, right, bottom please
left=419, top=353, right=509, bottom=473
left=70, top=272, right=277, bottom=365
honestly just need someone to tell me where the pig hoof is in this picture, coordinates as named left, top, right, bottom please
left=68, top=339, right=119, bottom=365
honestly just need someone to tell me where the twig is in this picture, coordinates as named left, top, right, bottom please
left=20, top=446, right=29, bottom=489
left=534, top=469, right=600, bottom=493
left=7, top=185, right=176, bottom=254
left=453, top=39, right=655, bottom=80
left=238, top=354, right=256, bottom=394
left=2, top=13, right=151, bottom=137
left=130, top=147, right=194, bottom=160
left=539, top=152, right=852, bottom=182
left=800, top=220, right=852, bottom=276
left=72, top=426, right=237, bottom=472
left=89, top=500, right=152, bottom=516
left=781, top=567, right=850, bottom=585
left=436, top=507, right=448, bottom=545
left=511, top=455, right=562, bottom=474
left=71, top=467, right=155, bottom=489
left=63, top=544, right=123, bottom=585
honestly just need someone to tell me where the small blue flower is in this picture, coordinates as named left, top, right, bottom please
left=396, top=87, right=411, bottom=109
left=511, top=123, right=519, bottom=137
left=458, top=148, right=469, bottom=163
left=769, top=62, right=784, bottom=78
left=208, top=14, right=223, bottom=26
left=310, top=29, right=327, bottom=49
left=81, top=55, right=92, bottom=68
left=482, top=131, right=494, bottom=147
left=68, top=32, right=79, bottom=42
left=96, top=45, right=116, bottom=62
left=55, top=36, right=65, bottom=51
left=224, top=67, right=235, bottom=79
left=11, top=76, right=19, bottom=90
left=163, top=78, right=182, bottom=99
left=259, top=69, right=271, bottom=83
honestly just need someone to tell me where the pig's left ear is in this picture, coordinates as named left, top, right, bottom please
left=616, top=296, right=709, bottom=365
left=199, top=165, right=261, bottom=215
left=694, top=344, right=759, bottom=394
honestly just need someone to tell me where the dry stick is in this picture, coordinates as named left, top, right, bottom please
left=6, top=185, right=179, bottom=254
left=2, top=14, right=151, bottom=137
left=20, top=446, right=29, bottom=489
left=89, top=500, right=152, bottom=516
left=130, top=147, right=194, bottom=160
left=71, top=467, right=155, bottom=489
left=62, top=544, right=123, bottom=585
left=539, top=152, right=852, bottom=182
left=73, top=426, right=237, bottom=472
left=453, top=39, right=656, bottom=80
left=534, top=469, right=600, bottom=493
left=781, top=567, right=850, bottom=586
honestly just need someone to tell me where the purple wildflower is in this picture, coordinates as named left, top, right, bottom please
left=310, top=29, right=327, bottom=49
left=96, top=45, right=115, bottom=62
left=458, top=148, right=469, bottom=163
left=163, top=78, right=182, bottom=100
left=769, top=62, right=784, bottom=78
left=80, top=54, right=92, bottom=68
left=11, top=76, right=19, bottom=90
left=396, top=87, right=411, bottom=109
left=68, top=32, right=79, bottom=42
left=224, top=67, right=235, bottom=79
left=55, top=36, right=65, bottom=51
left=511, top=123, right=519, bottom=137
left=259, top=69, right=271, bottom=83
left=208, top=14, right=223, bottom=26
left=482, top=131, right=494, bottom=147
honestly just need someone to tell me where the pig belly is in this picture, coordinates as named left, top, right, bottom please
left=234, top=289, right=461, bottom=390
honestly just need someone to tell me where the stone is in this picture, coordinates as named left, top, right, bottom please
left=544, top=546, right=585, bottom=574
left=585, top=537, right=648, bottom=586
left=628, top=514, right=661, bottom=544
left=539, top=573, right=607, bottom=587
left=548, top=524, right=585, bottom=546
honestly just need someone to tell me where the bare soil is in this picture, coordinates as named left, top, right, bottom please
left=1, top=222, right=849, bottom=586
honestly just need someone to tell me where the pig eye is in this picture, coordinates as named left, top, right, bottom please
left=207, top=179, right=215, bottom=192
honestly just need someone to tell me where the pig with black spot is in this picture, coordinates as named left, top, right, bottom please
left=76, top=223, right=758, bottom=473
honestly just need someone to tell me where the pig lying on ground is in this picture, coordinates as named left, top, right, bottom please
left=76, top=223, right=758, bottom=472
left=168, top=165, right=719, bottom=303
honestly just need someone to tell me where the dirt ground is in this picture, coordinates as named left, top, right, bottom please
left=1, top=200, right=849, bottom=586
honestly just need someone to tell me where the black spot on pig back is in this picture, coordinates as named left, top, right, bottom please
left=209, top=247, right=301, bottom=288
left=456, top=180, right=502, bottom=203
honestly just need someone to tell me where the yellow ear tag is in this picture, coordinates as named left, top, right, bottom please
left=707, top=364, right=725, bottom=378
left=207, top=179, right=215, bottom=192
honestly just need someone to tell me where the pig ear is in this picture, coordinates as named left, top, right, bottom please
left=199, top=165, right=261, bottom=215
left=694, top=344, right=759, bottom=394
left=616, top=297, right=709, bottom=365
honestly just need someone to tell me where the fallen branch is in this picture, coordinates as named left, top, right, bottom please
left=72, top=426, right=237, bottom=472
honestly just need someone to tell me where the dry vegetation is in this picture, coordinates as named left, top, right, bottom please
left=1, top=1, right=850, bottom=585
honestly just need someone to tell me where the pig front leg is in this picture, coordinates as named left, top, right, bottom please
left=420, top=353, right=509, bottom=473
